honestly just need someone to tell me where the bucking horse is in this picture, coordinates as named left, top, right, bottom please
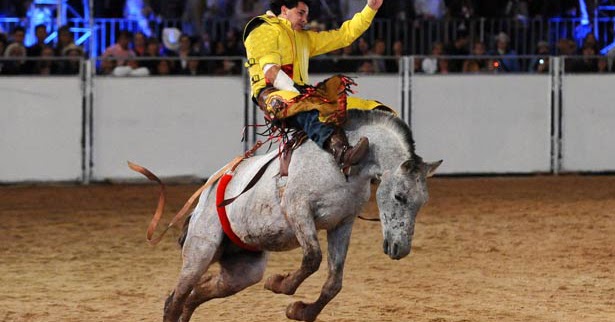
left=142, top=109, right=442, bottom=322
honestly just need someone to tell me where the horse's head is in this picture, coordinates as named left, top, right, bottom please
left=376, top=158, right=442, bottom=260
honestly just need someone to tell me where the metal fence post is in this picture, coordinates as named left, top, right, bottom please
left=551, top=56, right=562, bottom=174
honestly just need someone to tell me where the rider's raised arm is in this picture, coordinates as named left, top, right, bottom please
left=306, top=1, right=381, bottom=57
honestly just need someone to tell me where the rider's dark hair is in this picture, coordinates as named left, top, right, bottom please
left=270, top=0, right=312, bottom=15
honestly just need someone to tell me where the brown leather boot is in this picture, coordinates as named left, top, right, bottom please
left=325, top=129, right=369, bottom=170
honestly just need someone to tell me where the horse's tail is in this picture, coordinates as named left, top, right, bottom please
left=178, top=214, right=193, bottom=248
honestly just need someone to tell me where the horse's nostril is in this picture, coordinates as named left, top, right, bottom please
left=383, top=239, right=389, bottom=255
left=392, top=242, right=399, bottom=257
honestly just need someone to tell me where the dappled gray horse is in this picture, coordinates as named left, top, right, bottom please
left=164, top=109, right=442, bottom=322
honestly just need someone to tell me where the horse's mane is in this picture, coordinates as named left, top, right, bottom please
left=346, top=109, right=421, bottom=162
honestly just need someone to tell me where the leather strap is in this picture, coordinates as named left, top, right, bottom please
left=128, top=156, right=243, bottom=245
left=216, top=173, right=260, bottom=251
left=218, top=151, right=280, bottom=207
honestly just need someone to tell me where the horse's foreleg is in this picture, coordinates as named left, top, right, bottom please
left=179, top=251, right=268, bottom=321
left=264, top=204, right=322, bottom=295
left=286, top=220, right=354, bottom=322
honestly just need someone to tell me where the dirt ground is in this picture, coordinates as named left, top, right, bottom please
left=1, top=176, right=614, bottom=322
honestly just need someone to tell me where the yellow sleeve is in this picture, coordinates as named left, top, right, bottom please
left=306, top=5, right=377, bottom=57
left=245, top=23, right=282, bottom=67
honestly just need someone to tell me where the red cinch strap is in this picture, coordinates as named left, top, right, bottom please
left=216, top=173, right=260, bottom=252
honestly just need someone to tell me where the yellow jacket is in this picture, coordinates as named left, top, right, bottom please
left=243, top=5, right=377, bottom=98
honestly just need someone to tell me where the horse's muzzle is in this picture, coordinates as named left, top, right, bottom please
left=383, top=238, right=409, bottom=260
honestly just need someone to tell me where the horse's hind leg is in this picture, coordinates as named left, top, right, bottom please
left=179, top=250, right=268, bottom=321
left=164, top=228, right=223, bottom=322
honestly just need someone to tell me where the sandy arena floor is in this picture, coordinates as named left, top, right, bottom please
left=1, top=176, right=614, bottom=322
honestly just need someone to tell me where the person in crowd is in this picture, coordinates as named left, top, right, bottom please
left=597, top=57, right=610, bottom=73
left=243, top=0, right=384, bottom=173
left=437, top=57, right=450, bottom=74
left=557, top=38, right=580, bottom=72
left=198, top=32, right=213, bottom=56
left=413, top=55, right=423, bottom=72
left=355, top=37, right=370, bottom=56
left=25, top=24, right=48, bottom=74
left=27, top=24, right=48, bottom=57
left=172, top=34, right=194, bottom=72
left=6, top=25, right=27, bottom=73
left=141, top=37, right=163, bottom=74
left=102, top=30, right=136, bottom=66
left=133, top=31, right=147, bottom=56
left=371, top=38, right=388, bottom=73
left=582, top=33, right=598, bottom=52
left=60, top=43, right=84, bottom=75
left=489, top=32, right=520, bottom=72
left=0, top=33, right=7, bottom=73
left=422, top=41, right=443, bottom=74
left=357, top=59, right=376, bottom=74
left=55, top=25, right=75, bottom=56
left=529, top=40, right=550, bottom=73
left=9, top=26, right=25, bottom=46
left=330, top=46, right=358, bottom=74
left=446, top=28, right=470, bottom=72
left=209, top=40, right=226, bottom=74
left=182, top=57, right=205, bottom=75
left=31, top=46, right=60, bottom=75
left=26, top=24, right=47, bottom=74
left=381, top=39, right=404, bottom=73
left=2, top=42, right=27, bottom=74
left=209, top=40, right=241, bottom=75
left=462, top=40, right=487, bottom=71
left=332, top=45, right=359, bottom=73
left=224, top=28, right=244, bottom=56
left=155, top=59, right=173, bottom=75
left=0, top=32, right=7, bottom=56
left=573, top=45, right=599, bottom=73
left=99, top=55, right=118, bottom=75
left=462, top=59, right=480, bottom=73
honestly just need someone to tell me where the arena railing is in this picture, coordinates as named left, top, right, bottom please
left=1, top=55, right=614, bottom=182
left=3, top=16, right=614, bottom=57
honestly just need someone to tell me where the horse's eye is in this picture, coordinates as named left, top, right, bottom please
left=394, top=193, right=407, bottom=204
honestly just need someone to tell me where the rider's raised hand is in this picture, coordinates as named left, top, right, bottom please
left=367, top=0, right=383, bottom=10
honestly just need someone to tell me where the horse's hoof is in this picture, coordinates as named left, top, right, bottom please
left=264, top=273, right=294, bottom=295
left=286, top=301, right=317, bottom=322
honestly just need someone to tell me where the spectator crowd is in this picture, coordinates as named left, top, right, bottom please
left=1, top=0, right=614, bottom=76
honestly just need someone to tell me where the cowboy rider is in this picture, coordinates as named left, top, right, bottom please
left=243, top=0, right=384, bottom=174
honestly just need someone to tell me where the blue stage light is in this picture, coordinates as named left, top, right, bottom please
left=125, top=0, right=152, bottom=37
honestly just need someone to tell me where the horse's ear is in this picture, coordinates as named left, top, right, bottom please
left=424, top=160, right=443, bottom=178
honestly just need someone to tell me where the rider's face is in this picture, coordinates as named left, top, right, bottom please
left=281, top=2, right=309, bottom=31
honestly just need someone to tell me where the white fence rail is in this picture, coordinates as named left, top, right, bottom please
left=561, top=75, right=615, bottom=172
left=91, top=77, right=245, bottom=181
left=411, top=75, right=553, bottom=174
left=0, top=77, right=83, bottom=182
left=1, top=58, right=615, bottom=182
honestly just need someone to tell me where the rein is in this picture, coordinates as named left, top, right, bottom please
left=358, top=215, right=380, bottom=222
